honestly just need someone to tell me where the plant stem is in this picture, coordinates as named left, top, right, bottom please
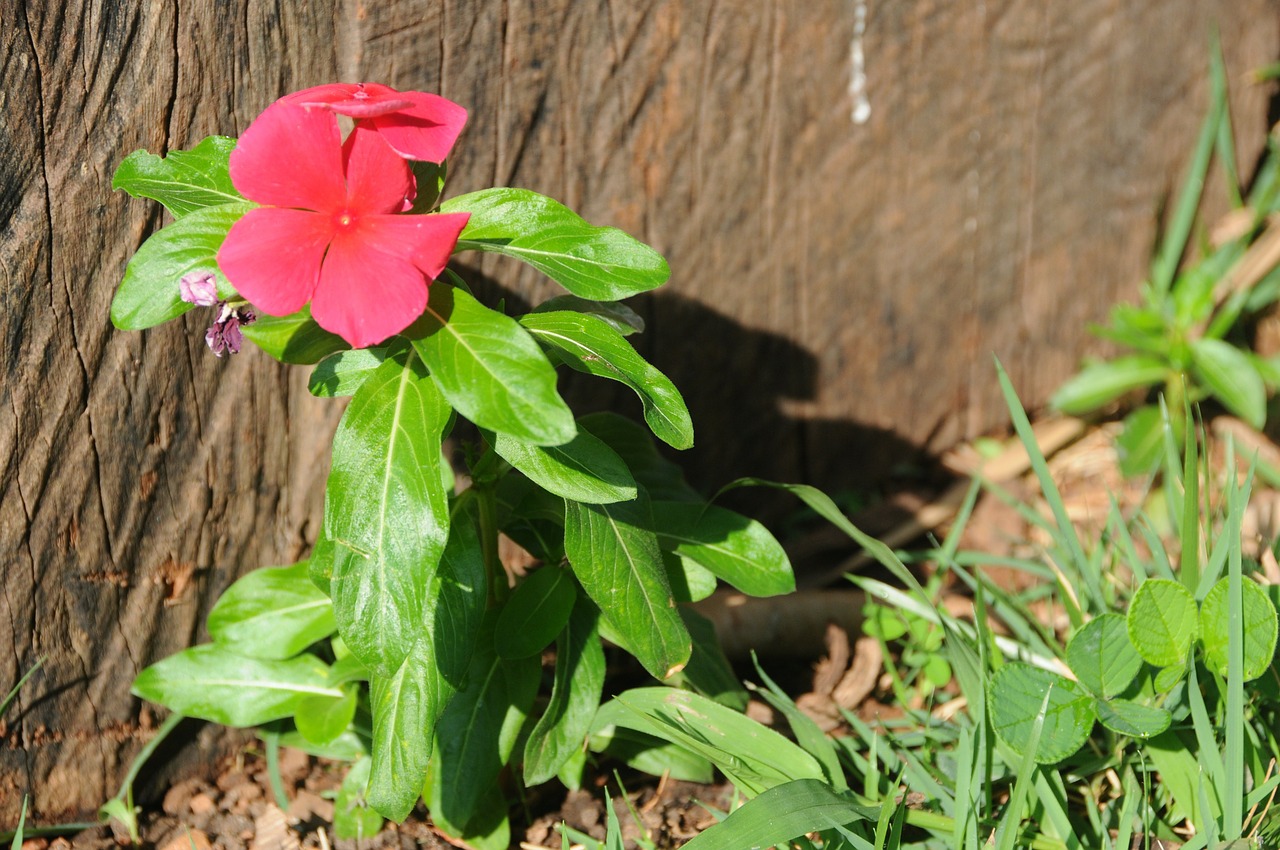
left=474, top=483, right=508, bottom=608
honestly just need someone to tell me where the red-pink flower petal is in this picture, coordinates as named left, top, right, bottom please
left=284, top=83, right=414, bottom=118
left=310, top=235, right=430, bottom=348
left=370, top=93, right=467, bottom=162
left=351, top=212, right=470, bottom=280
left=341, top=123, right=415, bottom=215
left=217, top=208, right=333, bottom=316
left=230, top=102, right=346, bottom=210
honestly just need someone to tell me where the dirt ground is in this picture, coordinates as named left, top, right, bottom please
left=26, top=414, right=1276, bottom=850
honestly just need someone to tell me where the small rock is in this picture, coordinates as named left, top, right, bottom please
left=159, top=829, right=213, bottom=850
left=20, top=839, right=49, bottom=850
left=190, top=794, right=216, bottom=816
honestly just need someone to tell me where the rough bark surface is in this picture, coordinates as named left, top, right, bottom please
left=1, top=0, right=1276, bottom=821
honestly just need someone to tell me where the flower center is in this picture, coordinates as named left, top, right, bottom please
left=334, top=211, right=358, bottom=232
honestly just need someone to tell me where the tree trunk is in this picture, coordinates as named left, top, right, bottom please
left=1, top=0, right=1276, bottom=821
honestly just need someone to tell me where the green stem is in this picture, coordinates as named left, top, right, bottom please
left=475, top=483, right=508, bottom=607
left=115, top=711, right=185, bottom=801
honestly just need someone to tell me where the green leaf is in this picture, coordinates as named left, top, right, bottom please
left=609, top=687, right=825, bottom=795
left=988, top=662, right=1096, bottom=764
left=1190, top=337, right=1267, bottom=428
left=1095, top=698, right=1172, bottom=738
left=333, top=757, right=384, bottom=840
left=409, top=284, right=575, bottom=446
left=1127, top=578, right=1198, bottom=667
left=577, top=412, right=701, bottom=502
left=650, top=501, right=794, bottom=597
left=277, top=729, right=367, bottom=761
left=522, top=598, right=606, bottom=785
left=494, top=566, right=578, bottom=659
left=113, top=136, right=243, bottom=218
left=110, top=201, right=253, bottom=330
left=664, top=550, right=718, bottom=603
left=1050, top=355, right=1167, bottom=414
left=430, top=615, right=540, bottom=831
left=1116, top=405, right=1166, bottom=478
left=241, top=306, right=348, bottom=365
left=131, top=644, right=337, bottom=727
left=365, top=512, right=486, bottom=819
left=326, top=352, right=452, bottom=675
left=492, top=428, right=637, bottom=505
left=309, top=344, right=399, bottom=398
left=1065, top=613, right=1143, bottom=699
left=666, top=609, right=749, bottom=710
left=1200, top=576, right=1278, bottom=680
left=681, top=779, right=878, bottom=850
left=294, top=685, right=358, bottom=746
left=522, top=311, right=693, bottom=449
left=442, top=188, right=669, bottom=301
left=564, top=497, right=691, bottom=680
left=588, top=719, right=714, bottom=784
left=532, top=295, right=645, bottom=335
left=206, top=562, right=335, bottom=660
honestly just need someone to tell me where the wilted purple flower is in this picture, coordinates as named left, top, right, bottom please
left=204, top=303, right=257, bottom=357
left=179, top=271, right=219, bottom=307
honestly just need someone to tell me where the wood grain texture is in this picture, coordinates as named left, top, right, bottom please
left=1, top=0, right=1276, bottom=819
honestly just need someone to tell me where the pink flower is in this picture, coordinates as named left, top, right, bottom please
left=217, top=101, right=469, bottom=348
left=281, top=83, right=467, bottom=163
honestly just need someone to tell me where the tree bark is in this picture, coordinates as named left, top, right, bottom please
left=1, top=0, right=1276, bottom=821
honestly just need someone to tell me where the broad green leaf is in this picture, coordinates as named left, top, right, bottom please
left=564, top=497, right=691, bottom=680
left=1050, top=355, right=1167, bottom=415
left=522, top=598, right=606, bottom=784
left=681, top=779, right=878, bottom=850
left=423, top=779, right=510, bottom=850
left=442, top=188, right=669, bottom=301
left=1127, top=578, right=1198, bottom=667
left=494, top=566, right=577, bottom=659
left=366, top=510, right=486, bottom=820
left=206, top=562, right=334, bottom=660
left=1200, top=576, right=1278, bottom=680
left=430, top=614, right=540, bottom=831
left=492, top=428, right=637, bottom=504
left=241, top=306, right=347, bottom=365
left=366, top=644, right=442, bottom=820
left=577, top=412, right=701, bottom=502
left=1065, top=613, right=1143, bottom=699
left=532, top=295, right=645, bottom=335
left=609, top=687, right=825, bottom=795
left=493, top=474, right=567, bottom=564
left=651, top=501, right=794, bottom=597
left=294, top=685, right=358, bottom=746
left=277, top=729, right=367, bottom=761
left=587, top=720, right=714, bottom=784
left=327, top=352, right=452, bottom=675
left=309, top=345, right=398, bottom=398
left=131, top=644, right=337, bottom=727
left=406, top=160, right=447, bottom=214
left=409, top=284, right=575, bottom=446
left=113, top=136, right=243, bottom=217
left=1116, top=405, right=1166, bottom=478
left=988, top=662, right=1095, bottom=764
left=333, top=757, right=384, bottom=841
left=522, top=311, right=693, bottom=449
left=110, top=201, right=253, bottom=330
left=666, top=609, right=748, bottom=711
left=1190, top=337, right=1267, bottom=428
left=1095, top=698, right=1172, bottom=738
left=664, top=551, right=718, bottom=603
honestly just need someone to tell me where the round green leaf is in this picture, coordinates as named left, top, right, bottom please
left=1095, top=698, right=1171, bottom=739
left=1066, top=613, right=1143, bottom=699
left=1199, top=576, right=1279, bottom=681
left=1050, top=355, right=1167, bottom=415
left=494, top=567, right=578, bottom=659
left=1127, top=579, right=1198, bottom=667
left=988, top=662, right=1096, bottom=764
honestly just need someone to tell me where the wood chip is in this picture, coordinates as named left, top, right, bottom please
left=832, top=636, right=883, bottom=711
left=159, top=829, right=213, bottom=850
left=250, top=805, right=300, bottom=850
